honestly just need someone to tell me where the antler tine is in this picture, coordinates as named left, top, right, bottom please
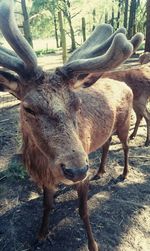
left=0, top=45, right=18, bottom=58
left=0, top=0, right=37, bottom=73
left=67, top=25, right=126, bottom=62
left=68, top=24, right=113, bottom=62
left=0, top=48, right=26, bottom=75
left=130, top=33, right=144, bottom=53
left=61, top=33, right=133, bottom=75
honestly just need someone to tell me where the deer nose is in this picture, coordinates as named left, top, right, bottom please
left=61, top=164, right=89, bottom=181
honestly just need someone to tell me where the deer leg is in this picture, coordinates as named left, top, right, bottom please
left=143, top=108, right=150, bottom=146
left=38, top=187, right=55, bottom=240
left=121, top=140, right=129, bottom=179
left=129, top=112, right=143, bottom=140
left=92, top=137, right=112, bottom=180
left=76, top=180, right=99, bottom=251
left=117, top=131, right=129, bottom=179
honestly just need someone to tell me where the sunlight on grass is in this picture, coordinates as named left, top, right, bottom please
left=28, top=191, right=39, bottom=201
left=0, top=100, right=20, bottom=109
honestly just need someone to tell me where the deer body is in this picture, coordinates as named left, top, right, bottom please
left=139, top=52, right=150, bottom=64
left=102, top=64, right=150, bottom=146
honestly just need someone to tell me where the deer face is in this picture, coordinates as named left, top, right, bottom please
left=19, top=73, right=88, bottom=184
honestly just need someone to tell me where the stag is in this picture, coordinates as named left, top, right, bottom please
left=80, top=63, right=150, bottom=146
left=0, top=0, right=143, bottom=250
left=139, top=52, right=150, bottom=64
left=99, top=64, right=150, bottom=146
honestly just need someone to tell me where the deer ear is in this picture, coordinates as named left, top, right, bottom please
left=0, top=71, right=21, bottom=99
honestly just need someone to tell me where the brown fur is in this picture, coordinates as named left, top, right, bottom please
left=102, top=64, right=150, bottom=146
left=139, top=52, right=150, bottom=64
left=0, top=4, right=144, bottom=248
left=19, top=75, right=133, bottom=185
left=0, top=70, right=133, bottom=251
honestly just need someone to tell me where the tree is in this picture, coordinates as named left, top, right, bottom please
left=31, top=0, right=60, bottom=47
left=124, top=0, right=129, bottom=28
left=116, top=0, right=122, bottom=28
left=59, top=0, right=76, bottom=51
left=128, top=0, right=137, bottom=38
left=145, top=0, right=150, bottom=51
left=128, top=0, right=141, bottom=38
left=58, top=11, right=67, bottom=62
left=82, top=17, right=86, bottom=42
left=21, top=0, right=33, bottom=47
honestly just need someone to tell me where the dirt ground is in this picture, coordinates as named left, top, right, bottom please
left=0, top=55, right=150, bottom=251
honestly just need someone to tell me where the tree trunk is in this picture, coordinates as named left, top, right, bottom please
left=62, top=0, right=76, bottom=52
left=82, top=17, right=86, bottom=42
left=53, top=11, right=59, bottom=48
left=58, top=11, right=67, bottom=63
left=21, top=0, right=33, bottom=47
left=111, top=2, right=115, bottom=28
left=67, top=16, right=76, bottom=51
left=128, top=0, right=137, bottom=38
left=124, top=0, right=129, bottom=28
left=117, top=0, right=122, bottom=28
left=92, top=9, right=96, bottom=30
left=105, top=11, right=108, bottom=23
left=145, top=0, right=150, bottom=51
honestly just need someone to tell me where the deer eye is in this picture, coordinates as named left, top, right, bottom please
left=24, top=107, right=35, bottom=115
left=23, top=102, right=35, bottom=115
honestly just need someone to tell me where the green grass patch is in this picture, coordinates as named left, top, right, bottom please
left=0, top=157, right=27, bottom=181
left=35, top=48, right=56, bottom=57
left=7, top=159, right=27, bottom=180
left=137, top=42, right=145, bottom=51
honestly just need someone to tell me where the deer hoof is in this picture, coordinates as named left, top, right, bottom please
left=90, top=174, right=101, bottom=181
left=88, top=240, right=100, bottom=251
left=145, top=140, right=150, bottom=147
left=120, top=174, right=127, bottom=181
left=129, top=134, right=135, bottom=140
left=38, top=229, right=49, bottom=241
left=90, top=170, right=106, bottom=181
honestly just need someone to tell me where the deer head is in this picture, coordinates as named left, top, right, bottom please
left=0, top=0, right=143, bottom=185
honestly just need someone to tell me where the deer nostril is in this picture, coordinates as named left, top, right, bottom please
left=62, top=167, right=75, bottom=178
left=60, top=163, right=66, bottom=169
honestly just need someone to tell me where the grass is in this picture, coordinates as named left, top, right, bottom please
left=35, top=48, right=56, bottom=57
left=0, top=157, right=27, bottom=181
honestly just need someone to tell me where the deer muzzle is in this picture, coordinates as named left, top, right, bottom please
left=61, top=164, right=89, bottom=182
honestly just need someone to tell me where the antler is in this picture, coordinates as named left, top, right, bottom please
left=68, top=24, right=126, bottom=62
left=58, top=25, right=144, bottom=79
left=60, top=34, right=133, bottom=76
left=130, top=33, right=144, bottom=53
left=0, top=46, right=26, bottom=75
left=0, top=0, right=40, bottom=78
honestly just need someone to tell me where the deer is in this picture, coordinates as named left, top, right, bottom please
left=0, top=0, right=143, bottom=250
left=139, top=52, right=150, bottom=64
left=103, top=65, right=150, bottom=146
left=81, top=62, right=150, bottom=147
left=99, top=64, right=150, bottom=146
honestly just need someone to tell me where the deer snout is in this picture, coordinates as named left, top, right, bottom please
left=61, top=164, right=89, bottom=182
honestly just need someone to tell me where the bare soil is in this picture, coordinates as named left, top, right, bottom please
left=0, top=55, right=150, bottom=251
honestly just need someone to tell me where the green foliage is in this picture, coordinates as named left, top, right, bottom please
left=30, top=0, right=59, bottom=38
left=35, top=48, right=56, bottom=56
left=137, top=42, right=145, bottom=51
left=0, top=158, right=27, bottom=181
left=25, top=0, right=147, bottom=47
left=6, top=160, right=27, bottom=180
left=30, top=11, right=53, bottom=38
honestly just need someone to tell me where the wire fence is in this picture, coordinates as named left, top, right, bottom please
left=0, top=92, right=20, bottom=159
